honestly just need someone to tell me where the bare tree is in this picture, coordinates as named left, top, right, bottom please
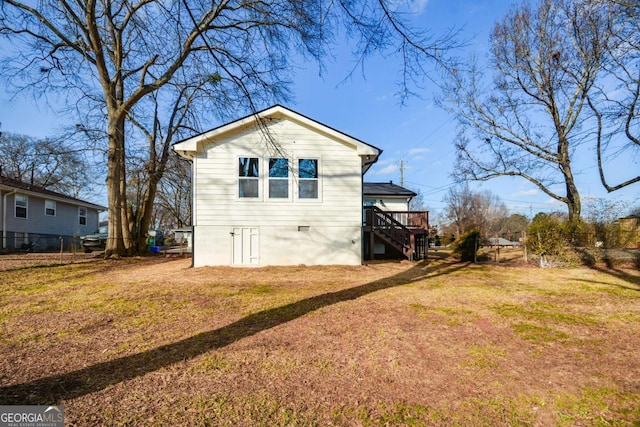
left=443, top=184, right=508, bottom=238
left=586, top=0, right=640, bottom=191
left=0, top=132, right=93, bottom=198
left=439, top=0, right=612, bottom=222
left=1, top=0, right=459, bottom=256
left=489, top=213, right=529, bottom=241
left=155, top=155, right=192, bottom=231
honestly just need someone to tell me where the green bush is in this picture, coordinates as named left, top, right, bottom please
left=453, top=230, right=480, bottom=262
left=526, top=214, right=567, bottom=257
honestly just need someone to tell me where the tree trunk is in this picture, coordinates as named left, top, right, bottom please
left=104, top=116, right=126, bottom=257
left=136, top=180, right=160, bottom=252
left=558, top=134, right=581, bottom=223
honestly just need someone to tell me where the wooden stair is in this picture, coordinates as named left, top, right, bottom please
left=363, top=206, right=428, bottom=261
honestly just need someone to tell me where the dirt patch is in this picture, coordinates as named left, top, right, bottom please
left=0, top=253, right=639, bottom=426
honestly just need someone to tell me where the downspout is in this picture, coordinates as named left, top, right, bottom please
left=177, top=151, right=195, bottom=268
left=2, top=190, right=16, bottom=250
left=190, top=155, right=195, bottom=268
left=361, top=153, right=380, bottom=263
left=361, top=166, right=365, bottom=264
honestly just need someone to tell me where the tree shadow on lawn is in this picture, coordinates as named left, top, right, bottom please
left=580, top=266, right=640, bottom=293
left=0, top=253, right=466, bottom=404
left=572, top=248, right=640, bottom=292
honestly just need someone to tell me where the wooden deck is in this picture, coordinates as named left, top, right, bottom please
left=363, top=206, right=429, bottom=260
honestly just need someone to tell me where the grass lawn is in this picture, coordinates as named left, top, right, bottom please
left=1, top=251, right=639, bottom=426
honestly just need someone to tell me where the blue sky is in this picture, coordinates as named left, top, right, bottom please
left=1, top=0, right=638, bottom=221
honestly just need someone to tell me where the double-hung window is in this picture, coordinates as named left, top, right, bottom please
left=268, top=158, right=289, bottom=199
left=45, top=200, right=56, bottom=216
left=239, top=157, right=260, bottom=198
left=298, top=159, right=319, bottom=199
left=78, top=207, right=87, bottom=225
left=15, top=194, right=27, bottom=218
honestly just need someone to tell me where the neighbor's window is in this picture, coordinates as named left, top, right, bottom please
left=45, top=200, right=56, bottom=216
left=298, top=158, right=318, bottom=199
left=238, top=157, right=260, bottom=198
left=15, top=194, right=27, bottom=218
left=78, top=207, right=87, bottom=225
left=268, top=158, right=289, bottom=199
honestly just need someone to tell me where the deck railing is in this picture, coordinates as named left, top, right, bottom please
left=364, top=206, right=412, bottom=251
left=363, top=206, right=429, bottom=260
left=364, top=208, right=428, bottom=229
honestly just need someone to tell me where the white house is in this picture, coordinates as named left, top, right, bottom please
left=173, top=105, right=381, bottom=267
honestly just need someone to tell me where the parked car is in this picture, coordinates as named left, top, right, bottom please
left=80, top=226, right=165, bottom=252
left=80, top=225, right=108, bottom=253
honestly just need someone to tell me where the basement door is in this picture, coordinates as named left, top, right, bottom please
left=231, top=227, right=259, bottom=265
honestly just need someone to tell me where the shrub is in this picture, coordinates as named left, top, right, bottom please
left=453, top=230, right=480, bottom=262
left=525, top=213, right=571, bottom=267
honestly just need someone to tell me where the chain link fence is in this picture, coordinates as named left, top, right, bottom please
left=1, top=233, right=83, bottom=253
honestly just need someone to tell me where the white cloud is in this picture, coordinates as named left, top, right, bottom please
left=369, top=163, right=398, bottom=176
left=543, top=198, right=564, bottom=206
left=406, top=0, right=429, bottom=14
left=388, top=0, right=429, bottom=15
left=408, top=147, right=431, bottom=155
left=511, top=189, right=539, bottom=198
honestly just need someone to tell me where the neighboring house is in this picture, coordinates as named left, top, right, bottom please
left=0, top=175, right=106, bottom=251
left=486, top=237, right=520, bottom=247
left=174, top=105, right=428, bottom=267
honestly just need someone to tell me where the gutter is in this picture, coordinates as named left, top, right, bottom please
left=2, top=189, right=16, bottom=250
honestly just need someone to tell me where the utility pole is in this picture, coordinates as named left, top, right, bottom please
left=399, top=159, right=405, bottom=187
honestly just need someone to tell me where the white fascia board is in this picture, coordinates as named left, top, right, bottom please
left=173, top=105, right=382, bottom=161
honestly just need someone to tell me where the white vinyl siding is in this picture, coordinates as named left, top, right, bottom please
left=191, top=117, right=367, bottom=266
left=195, top=119, right=361, bottom=228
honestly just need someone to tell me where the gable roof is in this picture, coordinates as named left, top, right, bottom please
left=363, top=182, right=417, bottom=198
left=172, top=105, right=382, bottom=170
left=0, top=175, right=106, bottom=211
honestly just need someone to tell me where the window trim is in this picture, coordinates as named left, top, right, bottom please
left=296, top=157, right=321, bottom=201
left=15, top=194, right=28, bottom=219
left=237, top=156, right=261, bottom=200
left=45, top=200, right=56, bottom=217
left=267, top=157, right=291, bottom=200
left=78, top=206, right=87, bottom=225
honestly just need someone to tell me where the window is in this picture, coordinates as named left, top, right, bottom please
left=79, top=207, right=87, bottom=225
left=268, top=158, right=289, bottom=199
left=45, top=200, right=56, bottom=216
left=15, top=194, right=27, bottom=218
left=238, top=157, right=259, bottom=198
left=298, top=159, right=318, bottom=199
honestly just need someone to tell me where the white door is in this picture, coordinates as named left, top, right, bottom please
left=232, top=227, right=259, bottom=265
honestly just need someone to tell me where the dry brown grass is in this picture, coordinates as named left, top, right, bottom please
left=1, top=251, right=639, bottom=426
